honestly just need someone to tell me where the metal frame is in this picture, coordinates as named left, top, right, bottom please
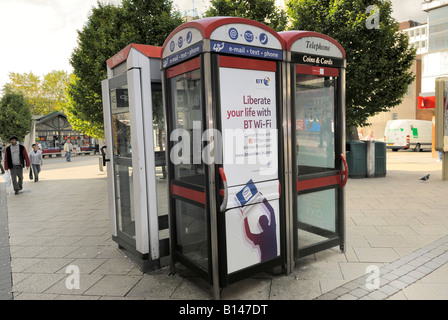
left=282, top=51, right=294, bottom=274
left=165, top=55, right=213, bottom=283
left=101, top=78, right=117, bottom=240
left=102, top=46, right=163, bottom=269
left=289, top=63, right=346, bottom=260
left=212, top=54, right=286, bottom=287
left=162, top=24, right=286, bottom=299
left=435, top=77, right=448, bottom=180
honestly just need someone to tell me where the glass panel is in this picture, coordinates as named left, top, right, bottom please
left=152, top=83, right=169, bottom=238
left=175, top=200, right=208, bottom=271
left=428, top=6, right=448, bottom=51
left=152, top=83, right=165, bottom=153
left=110, top=83, right=136, bottom=239
left=115, top=162, right=135, bottom=238
left=170, top=68, right=205, bottom=185
left=297, top=188, right=337, bottom=249
left=295, top=74, right=336, bottom=175
left=111, top=87, right=132, bottom=158
left=169, top=65, right=208, bottom=270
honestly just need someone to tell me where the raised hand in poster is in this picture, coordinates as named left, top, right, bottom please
left=236, top=182, right=278, bottom=263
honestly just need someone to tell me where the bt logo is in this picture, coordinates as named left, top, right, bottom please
left=255, top=77, right=270, bottom=86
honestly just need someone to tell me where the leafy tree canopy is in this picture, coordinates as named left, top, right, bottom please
left=0, top=92, right=33, bottom=142
left=67, top=0, right=183, bottom=139
left=2, top=70, right=69, bottom=115
left=204, top=0, right=288, bottom=31
left=286, top=0, right=416, bottom=133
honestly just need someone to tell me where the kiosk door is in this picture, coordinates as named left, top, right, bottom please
left=217, top=56, right=282, bottom=284
left=109, top=73, right=136, bottom=245
left=294, top=65, right=347, bottom=258
left=166, top=58, right=211, bottom=278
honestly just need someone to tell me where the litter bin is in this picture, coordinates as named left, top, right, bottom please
left=375, top=141, right=387, bottom=177
left=346, top=141, right=367, bottom=178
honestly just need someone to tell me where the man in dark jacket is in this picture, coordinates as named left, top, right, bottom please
left=0, top=143, right=5, bottom=174
left=4, top=136, right=30, bottom=195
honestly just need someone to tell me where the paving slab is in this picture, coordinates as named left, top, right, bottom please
left=1, top=151, right=448, bottom=301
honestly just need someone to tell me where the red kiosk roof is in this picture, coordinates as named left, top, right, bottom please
left=278, top=31, right=346, bottom=58
left=162, top=16, right=285, bottom=52
left=107, top=44, right=162, bottom=69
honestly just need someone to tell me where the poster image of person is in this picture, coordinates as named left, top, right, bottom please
left=242, top=197, right=278, bottom=262
left=225, top=180, right=280, bottom=274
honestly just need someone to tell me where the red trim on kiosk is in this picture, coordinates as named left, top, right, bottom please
left=340, top=154, right=348, bottom=188
left=279, top=31, right=346, bottom=58
left=171, top=183, right=207, bottom=205
left=167, top=57, right=201, bottom=79
left=107, top=44, right=162, bottom=69
left=219, top=56, right=276, bottom=72
left=296, top=65, right=339, bottom=77
left=297, top=154, right=348, bottom=192
left=297, top=175, right=341, bottom=193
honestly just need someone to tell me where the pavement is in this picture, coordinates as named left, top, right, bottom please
left=0, top=150, right=448, bottom=300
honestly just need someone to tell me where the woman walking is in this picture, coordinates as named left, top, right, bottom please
left=29, top=143, right=43, bottom=182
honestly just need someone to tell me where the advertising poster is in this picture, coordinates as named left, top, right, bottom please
left=219, top=67, right=278, bottom=187
left=225, top=181, right=280, bottom=274
left=219, top=66, right=280, bottom=274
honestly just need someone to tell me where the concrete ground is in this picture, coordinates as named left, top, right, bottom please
left=0, top=149, right=448, bottom=300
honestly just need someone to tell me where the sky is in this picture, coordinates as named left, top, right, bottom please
left=0, top=0, right=429, bottom=92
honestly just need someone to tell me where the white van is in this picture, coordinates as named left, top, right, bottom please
left=384, top=119, right=432, bottom=152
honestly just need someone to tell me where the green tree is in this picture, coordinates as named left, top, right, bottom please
left=67, top=2, right=129, bottom=139
left=122, top=0, right=183, bottom=45
left=2, top=70, right=69, bottom=115
left=67, top=0, right=183, bottom=139
left=41, top=70, right=70, bottom=113
left=287, top=0, right=416, bottom=136
left=204, top=0, right=288, bottom=31
left=0, top=92, right=33, bottom=142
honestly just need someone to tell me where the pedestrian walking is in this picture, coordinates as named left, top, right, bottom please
left=64, top=139, right=73, bottom=162
left=3, top=136, right=30, bottom=195
left=364, top=129, right=375, bottom=141
left=437, top=151, right=443, bottom=163
left=29, top=143, right=43, bottom=182
left=0, top=142, right=5, bottom=174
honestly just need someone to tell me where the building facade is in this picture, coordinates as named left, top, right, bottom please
left=32, top=112, right=96, bottom=156
left=362, top=20, right=426, bottom=141
left=421, top=0, right=448, bottom=95
left=365, top=1, right=448, bottom=141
